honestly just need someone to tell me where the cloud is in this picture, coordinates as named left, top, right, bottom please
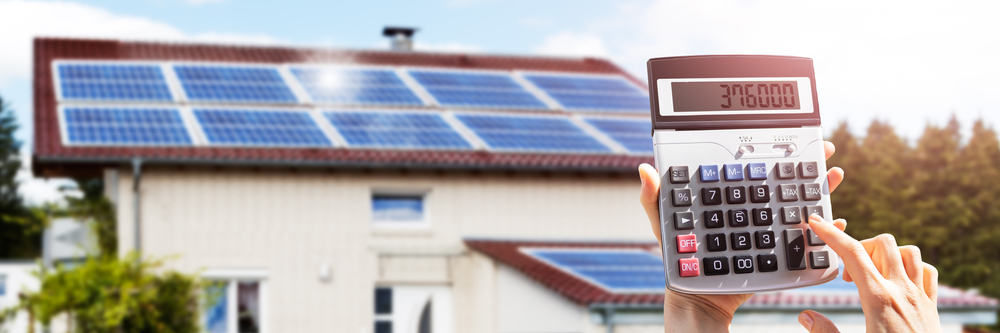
left=534, top=31, right=609, bottom=58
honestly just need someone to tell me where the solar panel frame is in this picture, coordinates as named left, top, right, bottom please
left=404, top=67, right=550, bottom=110
left=52, top=60, right=178, bottom=103
left=172, top=62, right=302, bottom=105
left=58, top=105, right=195, bottom=147
left=518, top=70, right=650, bottom=113
left=192, top=107, right=334, bottom=148
left=523, top=248, right=666, bottom=294
left=289, top=64, right=430, bottom=108
left=582, top=116, right=654, bottom=155
left=323, top=109, right=475, bottom=151
left=453, top=112, right=614, bottom=154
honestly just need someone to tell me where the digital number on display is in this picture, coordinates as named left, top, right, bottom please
left=671, top=81, right=800, bottom=112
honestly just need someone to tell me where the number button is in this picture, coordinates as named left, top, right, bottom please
left=700, top=165, right=720, bottom=182
left=674, top=211, right=694, bottom=230
left=749, top=185, right=769, bottom=203
left=778, top=184, right=799, bottom=202
left=777, top=162, right=796, bottom=179
left=746, top=163, right=767, bottom=180
left=731, top=232, right=752, bottom=250
left=799, top=161, right=819, bottom=179
left=724, top=164, right=744, bottom=181
left=728, top=209, right=749, bottom=227
left=703, top=257, right=730, bottom=276
left=703, top=210, right=724, bottom=228
left=752, top=208, right=772, bottom=226
left=802, top=183, right=822, bottom=201
left=733, top=255, right=754, bottom=274
left=672, top=189, right=693, bottom=207
left=706, top=233, right=727, bottom=252
left=726, top=186, right=746, bottom=204
left=757, top=254, right=779, bottom=272
left=755, top=230, right=776, bottom=249
left=701, top=187, right=722, bottom=205
left=669, top=166, right=690, bottom=184
left=781, top=207, right=802, bottom=224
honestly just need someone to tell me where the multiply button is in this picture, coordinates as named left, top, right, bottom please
left=700, top=165, right=720, bottom=182
left=777, top=162, right=796, bottom=179
left=703, top=257, right=730, bottom=276
left=669, top=166, right=690, bottom=184
left=802, top=183, right=822, bottom=201
left=678, top=258, right=700, bottom=277
left=781, top=207, right=802, bottom=224
left=746, top=163, right=767, bottom=180
left=724, top=164, right=744, bottom=181
left=784, top=228, right=807, bottom=270
left=799, top=162, right=819, bottom=179
left=672, top=189, right=692, bottom=207
left=676, top=234, right=698, bottom=253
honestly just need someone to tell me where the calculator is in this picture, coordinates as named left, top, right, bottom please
left=647, top=55, right=839, bottom=294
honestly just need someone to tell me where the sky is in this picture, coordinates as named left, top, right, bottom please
left=2, top=0, right=1000, bottom=203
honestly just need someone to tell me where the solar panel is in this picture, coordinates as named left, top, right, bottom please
left=290, top=67, right=424, bottom=106
left=56, top=63, right=174, bottom=101
left=193, top=109, right=331, bottom=147
left=408, top=70, right=547, bottom=109
left=454, top=114, right=611, bottom=153
left=174, top=65, right=298, bottom=104
left=584, top=117, right=653, bottom=154
left=527, top=249, right=665, bottom=292
left=325, top=111, right=471, bottom=150
left=62, top=107, right=192, bottom=145
left=523, top=73, right=649, bottom=112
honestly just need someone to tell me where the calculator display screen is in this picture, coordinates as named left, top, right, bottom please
left=671, top=81, right=800, bottom=112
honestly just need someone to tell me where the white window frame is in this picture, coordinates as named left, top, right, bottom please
left=201, top=269, right=269, bottom=333
left=370, top=189, right=430, bottom=229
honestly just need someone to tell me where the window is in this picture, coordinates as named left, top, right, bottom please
left=372, top=193, right=427, bottom=227
left=0, top=274, right=6, bottom=296
left=374, top=287, right=393, bottom=333
left=374, top=286, right=439, bottom=333
left=203, top=274, right=266, bottom=333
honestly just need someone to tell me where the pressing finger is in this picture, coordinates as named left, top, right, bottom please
left=808, top=215, right=882, bottom=291
left=899, top=245, right=924, bottom=289
left=865, top=234, right=908, bottom=281
left=824, top=141, right=836, bottom=160
left=923, top=263, right=939, bottom=302
left=827, top=167, right=844, bottom=193
left=638, top=164, right=662, bottom=244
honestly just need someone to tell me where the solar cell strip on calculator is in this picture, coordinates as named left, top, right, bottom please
left=62, top=107, right=192, bottom=145
left=527, top=249, right=665, bottom=292
left=583, top=117, right=653, bottom=154
left=324, top=111, right=472, bottom=150
left=522, top=73, right=649, bottom=112
left=407, top=70, right=547, bottom=109
left=454, top=114, right=612, bottom=153
left=290, top=67, right=424, bottom=106
left=194, top=109, right=331, bottom=147
left=174, top=65, right=298, bottom=104
left=56, top=63, right=174, bottom=102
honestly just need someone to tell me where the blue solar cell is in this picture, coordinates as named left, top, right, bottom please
left=529, top=249, right=665, bottom=291
left=524, top=74, right=649, bottom=112
left=455, top=114, right=611, bottom=153
left=62, top=107, right=192, bottom=145
left=56, top=63, right=174, bottom=101
left=325, top=111, right=471, bottom=150
left=194, top=109, right=331, bottom=147
left=174, top=65, right=298, bottom=104
left=584, top=117, right=653, bottom=154
left=290, top=67, right=424, bottom=106
left=408, top=70, right=547, bottom=109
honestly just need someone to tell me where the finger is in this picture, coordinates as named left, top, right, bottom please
left=826, top=218, right=853, bottom=281
left=923, top=263, right=939, bottom=302
left=808, top=215, right=882, bottom=291
left=638, top=164, right=662, bottom=244
left=799, top=310, right=840, bottom=333
left=869, top=234, right=908, bottom=281
left=827, top=167, right=844, bottom=193
left=824, top=141, right=836, bottom=160
left=899, top=245, right=924, bottom=288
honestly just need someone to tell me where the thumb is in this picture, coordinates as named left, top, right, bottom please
left=798, top=310, right=840, bottom=333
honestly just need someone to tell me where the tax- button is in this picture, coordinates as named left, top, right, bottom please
left=778, top=184, right=799, bottom=202
left=676, top=234, right=697, bottom=253
left=802, top=183, right=822, bottom=201
left=678, top=258, right=700, bottom=277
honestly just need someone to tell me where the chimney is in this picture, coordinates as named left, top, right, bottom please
left=383, top=26, right=417, bottom=51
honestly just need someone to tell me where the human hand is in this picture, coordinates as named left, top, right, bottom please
left=800, top=215, right=941, bottom=333
left=638, top=141, right=846, bottom=331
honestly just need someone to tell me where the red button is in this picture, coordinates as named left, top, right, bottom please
left=676, top=234, right=698, bottom=253
left=678, top=258, right=700, bottom=277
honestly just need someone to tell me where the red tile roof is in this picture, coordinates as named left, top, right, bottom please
left=464, top=239, right=1000, bottom=310
left=32, top=38, right=652, bottom=177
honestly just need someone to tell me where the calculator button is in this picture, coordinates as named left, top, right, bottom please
left=701, top=187, right=722, bottom=205
left=728, top=209, right=749, bottom=227
left=723, top=164, right=744, bottom=181
left=725, top=186, right=746, bottom=204
left=757, top=254, right=779, bottom=272
left=700, top=165, right=720, bottom=182
left=810, top=251, right=831, bottom=269
left=755, top=230, right=776, bottom=249
left=674, top=211, right=694, bottom=230
left=799, top=162, right=820, bottom=179
left=746, top=163, right=767, bottom=180
left=781, top=207, right=802, bottom=224
left=778, top=184, right=799, bottom=202
left=704, top=210, right=724, bottom=228
left=672, top=189, right=693, bottom=207
left=777, top=162, right=796, bottom=179
left=706, top=233, right=727, bottom=252
left=802, top=183, right=822, bottom=201
left=669, top=166, right=690, bottom=184
left=733, top=255, right=755, bottom=274
left=703, top=257, right=730, bottom=276
left=804, top=205, right=823, bottom=218
left=749, top=185, right=769, bottom=203
left=752, top=208, right=773, bottom=226
left=807, top=229, right=825, bottom=246
left=676, top=234, right=698, bottom=253
left=731, top=232, right=752, bottom=250
left=679, top=258, right=700, bottom=277
left=784, top=229, right=807, bottom=270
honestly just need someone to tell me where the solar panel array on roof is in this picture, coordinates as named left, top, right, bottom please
left=455, top=114, right=611, bottom=153
left=584, top=117, right=653, bottom=154
left=290, top=67, right=424, bottom=106
left=62, top=107, right=192, bottom=145
left=56, top=63, right=174, bottom=102
left=524, top=73, right=649, bottom=112
left=174, top=65, right=298, bottom=104
left=325, top=111, right=472, bottom=150
left=193, top=109, right=330, bottom=147
left=528, top=249, right=665, bottom=292
left=408, top=70, right=547, bottom=109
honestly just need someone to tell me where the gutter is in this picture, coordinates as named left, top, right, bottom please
left=132, top=158, right=142, bottom=261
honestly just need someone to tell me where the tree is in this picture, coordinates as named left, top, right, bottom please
left=0, top=95, right=42, bottom=258
left=60, top=178, right=117, bottom=256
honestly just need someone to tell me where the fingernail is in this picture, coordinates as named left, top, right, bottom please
left=638, top=166, right=647, bottom=186
left=798, top=311, right=814, bottom=328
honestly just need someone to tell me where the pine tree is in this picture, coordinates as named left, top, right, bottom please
left=0, top=96, right=41, bottom=258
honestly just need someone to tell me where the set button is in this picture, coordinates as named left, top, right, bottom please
left=669, top=166, right=690, bottom=184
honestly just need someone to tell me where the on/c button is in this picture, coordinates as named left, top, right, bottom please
left=678, top=257, right=700, bottom=277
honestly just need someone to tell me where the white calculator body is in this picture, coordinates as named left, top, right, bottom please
left=647, top=55, right=839, bottom=294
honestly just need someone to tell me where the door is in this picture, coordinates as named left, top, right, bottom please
left=374, top=286, right=453, bottom=333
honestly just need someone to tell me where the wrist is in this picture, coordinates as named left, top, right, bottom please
left=663, top=291, right=736, bottom=332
